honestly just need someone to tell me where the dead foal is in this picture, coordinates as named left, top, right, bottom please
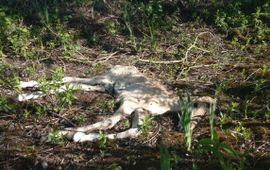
left=18, top=65, right=213, bottom=142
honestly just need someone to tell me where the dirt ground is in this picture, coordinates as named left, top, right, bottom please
left=1, top=48, right=270, bottom=169
left=0, top=1, right=270, bottom=169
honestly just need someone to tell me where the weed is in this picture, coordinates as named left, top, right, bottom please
left=218, top=112, right=230, bottom=128
left=255, top=79, right=266, bottom=91
left=216, top=3, right=249, bottom=32
left=192, top=163, right=198, bottom=170
left=260, top=64, right=269, bottom=78
left=140, top=0, right=164, bottom=50
left=47, top=130, right=64, bottom=145
left=25, top=64, right=37, bottom=78
left=51, top=67, right=64, bottom=90
left=122, top=2, right=136, bottom=48
left=23, top=109, right=31, bottom=119
left=38, top=76, right=51, bottom=94
left=52, top=67, right=64, bottom=81
left=197, top=130, right=245, bottom=170
left=178, top=95, right=193, bottom=151
left=105, top=163, right=122, bottom=170
left=252, top=111, right=259, bottom=119
left=253, top=7, right=269, bottom=43
left=173, top=156, right=182, bottom=169
left=8, top=26, right=32, bottom=58
left=139, top=115, right=154, bottom=139
left=22, top=105, right=47, bottom=119
left=188, top=1, right=270, bottom=44
left=98, top=130, right=107, bottom=158
left=209, top=98, right=217, bottom=140
left=46, top=23, right=81, bottom=57
left=265, top=107, right=270, bottom=120
left=215, top=10, right=228, bottom=33
left=229, top=101, right=239, bottom=118
left=89, top=32, right=98, bottom=46
left=122, top=119, right=130, bottom=129
left=75, top=114, right=87, bottom=125
left=72, top=156, right=81, bottom=164
left=105, top=20, right=119, bottom=36
left=36, top=105, right=47, bottom=118
left=167, top=65, right=178, bottom=79
left=230, top=37, right=241, bottom=48
left=37, top=67, right=75, bottom=111
left=160, top=145, right=170, bottom=170
left=56, top=84, right=75, bottom=108
left=0, top=9, right=34, bottom=59
left=215, top=84, right=223, bottom=97
left=233, top=122, right=251, bottom=141
left=0, top=96, right=13, bottom=112
left=0, top=64, right=21, bottom=91
left=242, top=98, right=249, bottom=118
left=98, top=99, right=115, bottom=113
left=92, top=63, right=104, bottom=75
left=60, top=32, right=80, bottom=57
left=38, top=67, right=62, bottom=93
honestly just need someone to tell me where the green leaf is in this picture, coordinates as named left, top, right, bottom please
left=160, top=145, right=170, bottom=170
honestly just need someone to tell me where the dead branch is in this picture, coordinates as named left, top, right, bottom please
left=138, top=31, right=214, bottom=64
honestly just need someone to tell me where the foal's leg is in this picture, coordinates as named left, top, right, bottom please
left=17, top=74, right=110, bottom=101
left=70, top=108, right=145, bottom=142
left=73, top=128, right=141, bottom=142
left=62, top=75, right=110, bottom=85
left=59, top=100, right=137, bottom=139
left=18, top=83, right=106, bottom=101
left=19, top=75, right=109, bottom=88
left=60, top=113, right=126, bottom=140
left=62, top=99, right=136, bottom=133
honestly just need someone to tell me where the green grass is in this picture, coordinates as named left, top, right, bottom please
left=0, top=96, right=13, bottom=113
left=0, top=1, right=269, bottom=169
left=209, top=98, right=217, bottom=140
left=179, top=94, right=193, bottom=151
left=197, top=131, right=246, bottom=170
left=160, top=145, right=170, bottom=170
left=47, top=130, right=65, bottom=145
left=139, top=115, right=154, bottom=139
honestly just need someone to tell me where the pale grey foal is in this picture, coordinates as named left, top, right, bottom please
left=18, top=65, right=213, bottom=142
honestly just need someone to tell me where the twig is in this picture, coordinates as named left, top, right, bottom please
left=45, top=24, right=59, bottom=37
left=59, top=51, right=118, bottom=66
left=187, top=64, right=217, bottom=69
left=58, top=56, right=92, bottom=65
left=138, top=31, right=213, bottom=64
left=138, top=58, right=186, bottom=64
left=245, top=68, right=261, bottom=81
left=47, top=109, right=76, bottom=127
left=184, top=32, right=211, bottom=62
left=94, top=51, right=118, bottom=63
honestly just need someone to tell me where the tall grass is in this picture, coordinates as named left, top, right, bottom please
left=179, top=95, right=192, bottom=151
left=209, top=98, right=217, bottom=140
left=160, top=145, right=170, bottom=170
left=122, top=2, right=136, bottom=48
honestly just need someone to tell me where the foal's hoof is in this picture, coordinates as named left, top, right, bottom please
left=73, top=132, right=99, bottom=142
left=73, top=132, right=87, bottom=142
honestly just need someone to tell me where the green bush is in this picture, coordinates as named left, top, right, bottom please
left=0, top=8, right=32, bottom=58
